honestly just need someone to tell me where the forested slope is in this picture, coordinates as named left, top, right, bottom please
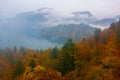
left=0, top=20, right=120, bottom=80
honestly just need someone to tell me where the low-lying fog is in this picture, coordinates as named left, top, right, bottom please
left=0, top=24, right=58, bottom=50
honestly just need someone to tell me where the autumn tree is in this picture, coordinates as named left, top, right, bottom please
left=113, top=66, right=120, bottom=80
left=116, top=20, right=120, bottom=48
left=22, top=65, right=61, bottom=80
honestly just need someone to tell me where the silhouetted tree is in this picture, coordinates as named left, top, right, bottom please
left=13, top=46, right=17, bottom=52
left=51, top=46, right=58, bottom=58
left=94, top=28, right=101, bottom=43
left=13, top=61, right=25, bottom=79
left=29, top=59, right=36, bottom=68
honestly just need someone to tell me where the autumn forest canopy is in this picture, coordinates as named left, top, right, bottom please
left=1, top=0, right=120, bottom=80
left=0, top=20, right=120, bottom=80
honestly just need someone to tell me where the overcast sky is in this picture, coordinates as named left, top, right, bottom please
left=0, top=0, right=120, bottom=19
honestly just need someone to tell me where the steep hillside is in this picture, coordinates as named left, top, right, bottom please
left=39, top=23, right=96, bottom=44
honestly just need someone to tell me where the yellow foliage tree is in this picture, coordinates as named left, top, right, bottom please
left=22, top=65, right=61, bottom=80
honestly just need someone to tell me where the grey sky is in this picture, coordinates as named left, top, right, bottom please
left=0, top=0, right=120, bottom=19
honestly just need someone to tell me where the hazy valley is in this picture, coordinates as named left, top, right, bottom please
left=0, top=8, right=119, bottom=49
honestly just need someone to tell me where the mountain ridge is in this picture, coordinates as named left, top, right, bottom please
left=1, top=8, right=119, bottom=28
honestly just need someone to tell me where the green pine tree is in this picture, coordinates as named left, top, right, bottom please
left=56, top=38, right=76, bottom=75
left=13, top=61, right=25, bottom=79
left=29, top=59, right=36, bottom=68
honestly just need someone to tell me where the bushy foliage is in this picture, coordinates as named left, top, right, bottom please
left=22, top=65, right=61, bottom=80
left=0, top=21, right=120, bottom=80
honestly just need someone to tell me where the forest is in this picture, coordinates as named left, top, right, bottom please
left=0, top=20, right=120, bottom=80
left=39, top=23, right=95, bottom=44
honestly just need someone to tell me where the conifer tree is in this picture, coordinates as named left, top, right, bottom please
left=13, top=61, right=25, bottom=79
left=56, top=38, right=76, bottom=75
left=29, top=59, right=36, bottom=68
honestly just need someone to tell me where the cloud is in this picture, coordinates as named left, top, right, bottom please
left=0, top=0, right=120, bottom=19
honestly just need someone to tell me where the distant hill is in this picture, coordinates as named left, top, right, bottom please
left=0, top=8, right=120, bottom=47
left=92, top=18, right=116, bottom=26
left=39, top=23, right=96, bottom=44
left=0, top=8, right=119, bottom=29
